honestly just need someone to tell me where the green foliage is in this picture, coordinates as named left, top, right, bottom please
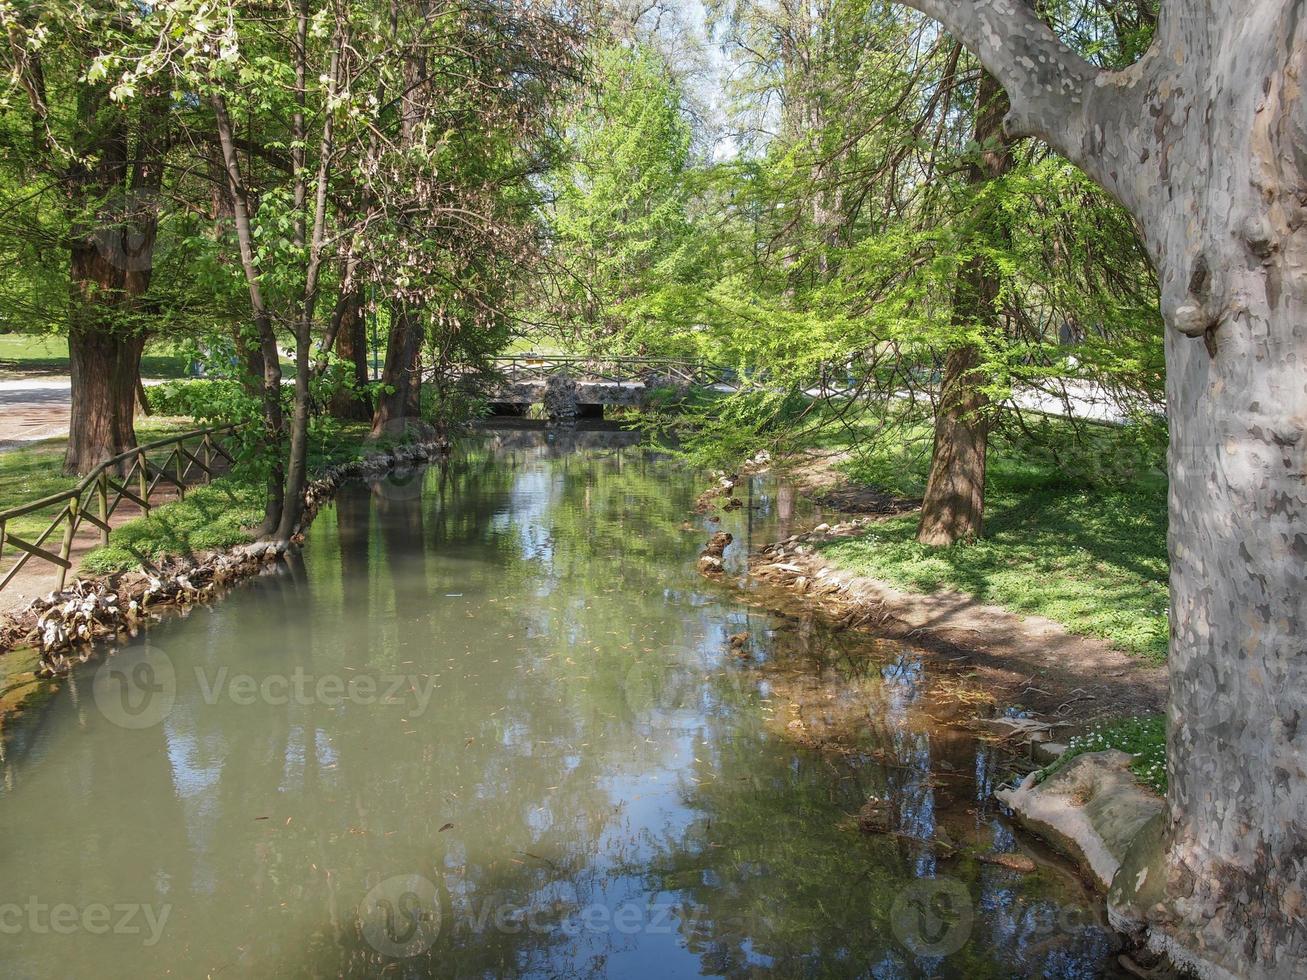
left=547, top=41, right=696, bottom=351
left=146, top=379, right=260, bottom=425
left=1038, top=715, right=1167, bottom=794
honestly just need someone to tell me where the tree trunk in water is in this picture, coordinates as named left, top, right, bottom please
left=896, top=1, right=1307, bottom=973
left=329, top=290, right=371, bottom=420
left=917, top=67, right=1012, bottom=546
left=370, top=302, right=422, bottom=439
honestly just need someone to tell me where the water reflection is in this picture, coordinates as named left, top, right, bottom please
left=0, top=431, right=1122, bottom=978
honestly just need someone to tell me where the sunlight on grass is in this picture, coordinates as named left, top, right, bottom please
left=819, top=417, right=1170, bottom=662
left=1038, top=715, right=1168, bottom=793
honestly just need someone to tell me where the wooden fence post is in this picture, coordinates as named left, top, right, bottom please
left=57, top=496, right=78, bottom=592
left=97, top=471, right=110, bottom=546
left=138, top=450, right=150, bottom=518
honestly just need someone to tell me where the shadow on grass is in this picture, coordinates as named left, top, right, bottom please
left=819, top=479, right=1169, bottom=662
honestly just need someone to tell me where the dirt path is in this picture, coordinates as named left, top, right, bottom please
left=0, top=379, right=74, bottom=451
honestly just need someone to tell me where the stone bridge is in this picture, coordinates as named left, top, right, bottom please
left=484, top=356, right=726, bottom=424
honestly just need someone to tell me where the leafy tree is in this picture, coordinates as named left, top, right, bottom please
left=0, top=0, right=171, bottom=473
left=547, top=41, right=694, bottom=353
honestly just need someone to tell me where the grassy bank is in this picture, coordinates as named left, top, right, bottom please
left=79, top=423, right=406, bottom=574
left=0, top=420, right=195, bottom=543
left=800, top=415, right=1170, bottom=662
left=1039, top=714, right=1168, bottom=793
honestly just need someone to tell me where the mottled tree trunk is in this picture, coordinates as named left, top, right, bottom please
left=917, top=67, right=1012, bottom=546
left=899, top=1, right=1307, bottom=974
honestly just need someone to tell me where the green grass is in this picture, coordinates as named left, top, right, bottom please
left=0, top=420, right=194, bottom=545
left=79, top=475, right=266, bottom=573
left=0, top=333, right=193, bottom=379
left=1038, top=714, right=1167, bottom=794
left=80, top=423, right=399, bottom=574
left=813, top=417, right=1171, bottom=662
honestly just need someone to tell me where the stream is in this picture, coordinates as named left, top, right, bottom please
left=0, top=429, right=1126, bottom=978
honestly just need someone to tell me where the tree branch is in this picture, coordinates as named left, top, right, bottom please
left=894, top=0, right=1141, bottom=202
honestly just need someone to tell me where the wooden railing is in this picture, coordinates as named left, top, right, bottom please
left=0, top=424, right=244, bottom=595
left=489, top=355, right=731, bottom=387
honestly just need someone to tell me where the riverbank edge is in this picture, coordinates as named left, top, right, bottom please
left=732, top=510, right=1198, bottom=976
left=0, top=437, right=448, bottom=723
left=744, top=516, right=1168, bottom=723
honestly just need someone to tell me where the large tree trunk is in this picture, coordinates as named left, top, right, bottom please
left=1151, top=13, right=1307, bottom=973
left=61, top=84, right=164, bottom=476
left=898, top=1, right=1307, bottom=974
left=369, top=302, right=423, bottom=439
left=64, top=307, right=144, bottom=475
left=917, top=342, right=989, bottom=545
left=917, top=67, right=1012, bottom=546
left=328, top=289, right=371, bottom=420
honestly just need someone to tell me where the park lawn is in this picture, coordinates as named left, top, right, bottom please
left=0, top=420, right=195, bottom=546
left=0, top=333, right=193, bottom=379
left=809, top=416, right=1171, bottom=662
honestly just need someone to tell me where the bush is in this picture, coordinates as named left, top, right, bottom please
left=147, top=379, right=260, bottom=426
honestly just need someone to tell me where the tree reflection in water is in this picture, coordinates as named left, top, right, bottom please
left=0, top=431, right=1123, bottom=978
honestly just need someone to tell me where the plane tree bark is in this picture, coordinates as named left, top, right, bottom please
left=896, top=1, right=1307, bottom=974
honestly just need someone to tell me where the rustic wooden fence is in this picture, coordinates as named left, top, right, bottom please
left=0, top=424, right=244, bottom=595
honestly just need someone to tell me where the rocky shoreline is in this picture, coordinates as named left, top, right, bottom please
left=0, top=439, right=448, bottom=675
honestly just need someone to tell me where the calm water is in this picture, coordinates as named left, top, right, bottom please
left=0, top=430, right=1123, bottom=978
